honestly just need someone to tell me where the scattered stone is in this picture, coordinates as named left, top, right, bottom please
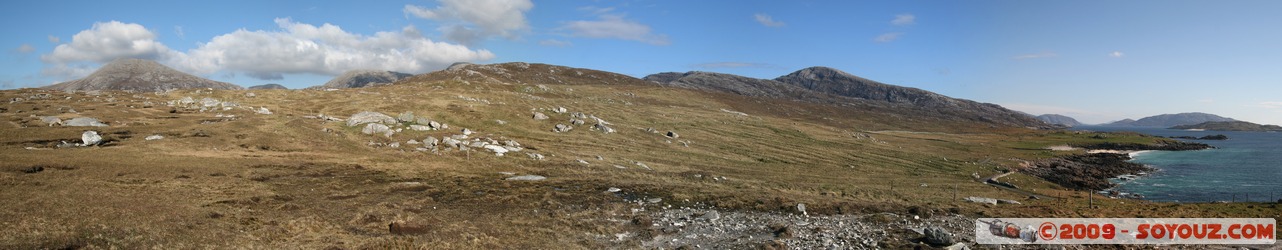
left=606, top=187, right=622, bottom=193
left=255, top=107, right=272, bottom=115
left=245, top=92, right=256, bottom=97
left=346, top=111, right=396, bottom=127
left=576, top=159, right=590, bottom=165
left=39, top=116, right=62, bottom=126
left=698, top=210, right=721, bottom=221
left=553, top=124, right=573, bottom=133
left=424, top=136, right=439, bottom=147
left=924, top=226, right=955, bottom=246
left=64, top=117, right=108, bottom=127
left=409, top=125, right=432, bottom=131
left=797, top=203, right=807, bottom=216
left=964, top=197, right=998, bottom=205
left=570, top=119, right=586, bottom=125
left=666, top=131, right=679, bottom=139
left=495, top=119, right=507, bottom=125
left=552, top=106, right=568, bottom=113
left=996, top=199, right=1022, bottom=205
left=527, top=153, right=544, bottom=160
left=461, top=128, right=473, bottom=135
left=483, top=144, right=509, bottom=156
left=646, top=198, right=662, bottom=203
left=532, top=112, right=549, bottom=120
left=145, top=135, right=164, bottom=141
left=81, top=131, right=102, bottom=146
left=362, top=123, right=393, bottom=137
left=407, top=139, right=420, bottom=144
left=635, top=162, right=651, bottom=170
left=428, top=121, right=443, bottom=130
left=593, top=123, right=616, bottom=133
left=506, top=175, right=546, bottom=181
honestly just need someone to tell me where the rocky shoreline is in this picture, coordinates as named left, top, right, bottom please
left=1026, top=141, right=1212, bottom=191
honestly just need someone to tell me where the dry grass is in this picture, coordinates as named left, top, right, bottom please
left=2, top=66, right=1278, bottom=248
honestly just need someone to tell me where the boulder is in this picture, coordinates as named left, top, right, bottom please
left=593, top=123, right=616, bottom=133
left=145, top=135, right=164, bottom=140
left=506, top=175, right=546, bottom=181
left=81, top=131, right=102, bottom=146
left=666, top=131, right=679, bottom=138
left=964, top=196, right=998, bottom=205
left=483, top=144, right=509, bottom=156
left=39, top=116, right=62, bottom=126
left=255, top=107, right=272, bottom=115
left=924, top=226, right=955, bottom=246
left=532, top=112, right=549, bottom=120
left=397, top=112, right=415, bottom=123
left=570, top=119, right=586, bottom=125
left=527, top=153, right=545, bottom=160
left=408, top=125, right=431, bottom=131
left=553, top=124, right=573, bottom=133
left=428, top=121, right=443, bottom=130
left=346, top=111, right=396, bottom=127
left=461, top=128, right=473, bottom=135
left=552, top=107, right=567, bottom=113
left=362, top=123, right=392, bottom=137
left=65, top=117, right=108, bottom=127
left=424, top=136, right=439, bottom=147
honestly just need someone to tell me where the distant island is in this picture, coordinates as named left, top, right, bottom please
left=1168, top=134, right=1229, bottom=140
left=1036, top=114, right=1082, bottom=127
left=1104, top=112, right=1235, bottom=127
left=1170, top=121, right=1282, bottom=132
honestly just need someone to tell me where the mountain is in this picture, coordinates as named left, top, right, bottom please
left=1036, top=114, right=1082, bottom=126
left=311, top=70, right=412, bottom=89
left=1170, top=121, right=1282, bottom=131
left=1104, top=112, right=1236, bottom=127
left=42, top=58, right=242, bottom=92
left=645, top=66, right=1045, bottom=127
left=248, top=83, right=288, bottom=90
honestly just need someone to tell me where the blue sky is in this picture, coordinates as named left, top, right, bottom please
left=2, top=0, right=1280, bottom=125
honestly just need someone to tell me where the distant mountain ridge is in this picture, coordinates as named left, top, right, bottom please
left=248, top=84, right=288, bottom=90
left=43, top=58, right=242, bottom=92
left=311, top=70, right=412, bottom=89
left=646, top=66, right=1046, bottom=127
left=1105, top=112, right=1236, bottom=127
left=1036, top=114, right=1082, bottom=126
left=1170, top=121, right=1282, bottom=131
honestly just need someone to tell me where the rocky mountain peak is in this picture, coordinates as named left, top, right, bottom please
left=43, top=58, right=243, bottom=92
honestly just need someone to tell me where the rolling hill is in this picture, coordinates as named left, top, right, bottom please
left=42, top=58, right=242, bottom=92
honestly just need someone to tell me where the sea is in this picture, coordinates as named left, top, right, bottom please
left=1072, top=126, right=1282, bottom=203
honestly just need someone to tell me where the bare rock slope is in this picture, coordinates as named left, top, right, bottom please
left=312, top=70, right=412, bottom=89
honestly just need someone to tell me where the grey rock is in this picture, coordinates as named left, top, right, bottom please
left=362, top=123, right=392, bottom=137
left=347, top=111, right=396, bottom=127
left=553, top=124, right=573, bottom=133
left=924, top=226, right=954, bottom=246
left=483, top=144, right=509, bottom=156
left=64, top=117, right=108, bottom=127
left=81, top=131, right=102, bottom=146
left=408, top=125, right=431, bottom=131
left=666, top=131, right=679, bottom=138
left=576, top=159, right=590, bottom=165
left=505, top=175, right=546, bottom=181
left=397, top=112, right=415, bottom=123
left=593, top=123, right=616, bottom=133
left=570, top=119, right=585, bottom=125
left=461, top=128, right=473, bottom=135
left=255, top=107, right=272, bottom=115
left=39, top=116, right=62, bottom=126
left=428, top=121, right=443, bottom=130
left=996, top=199, right=1022, bottom=205
left=552, top=106, right=567, bottom=113
left=964, top=196, right=998, bottom=205
left=527, top=153, right=544, bottom=160
left=145, top=135, right=164, bottom=141
left=532, top=112, right=549, bottom=120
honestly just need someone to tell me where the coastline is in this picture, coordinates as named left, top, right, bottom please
left=1025, top=141, right=1210, bottom=193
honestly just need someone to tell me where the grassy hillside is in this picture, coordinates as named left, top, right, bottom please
left=2, top=64, right=1277, bottom=248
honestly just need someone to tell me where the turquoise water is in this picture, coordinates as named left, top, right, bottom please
left=1074, top=126, right=1282, bottom=203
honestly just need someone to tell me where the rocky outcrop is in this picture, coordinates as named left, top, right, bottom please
left=1025, top=153, right=1151, bottom=191
left=44, top=58, right=243, bottom=92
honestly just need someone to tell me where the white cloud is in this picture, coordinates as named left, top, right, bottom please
left=873, top=32, right=903, bottom=43
left=40, top=19, right=496, bottom=81
left=539, top=39, right=572, bottom=47
left=560, top=14, right=670, bottom=45
left=169, top=18, right=495, bottom=79
left=16, top=44, right=35, bottom=53
left=47, top=35, right=59, bottom=43
left=404, top=0, right=532, bottom=44
left=754, top=13, right=785, bottom=27
left=1108, top=51, right=1124, bottom=58
left=891, top=14, right=915, bottom=26
left=1012, top=52, right=1058, bottom=60
left=42, top=21, right=176, bottom=65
